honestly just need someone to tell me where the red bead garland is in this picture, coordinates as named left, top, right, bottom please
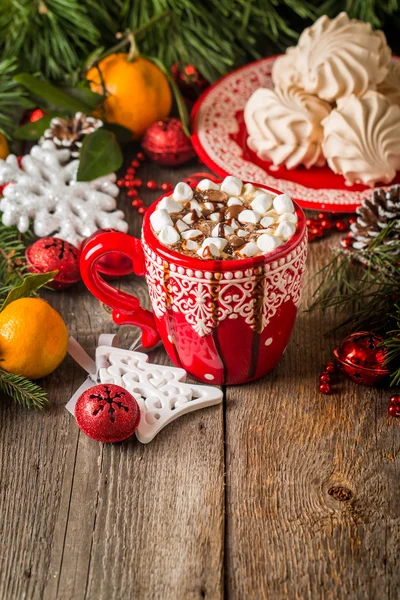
left=307, top=212, right=350, bottom=243
left=388, top=395, right=400, bottom=418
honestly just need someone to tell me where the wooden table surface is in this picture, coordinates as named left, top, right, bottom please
left=0, top=156, right=399, bottom=600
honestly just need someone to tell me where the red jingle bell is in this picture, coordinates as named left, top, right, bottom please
left=333, top=331, right=389, bottom=385
left=75, top=384, right=141, bottom=443
left=81, top=229, right=133, bottom=278
left=25, top=237, right=81, bottom=290
left=141, top=118, right=195, bottom=167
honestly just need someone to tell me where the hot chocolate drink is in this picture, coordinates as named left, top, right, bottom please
left=150, top=176, right=297, bottom=260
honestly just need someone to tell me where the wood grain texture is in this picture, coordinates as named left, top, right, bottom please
left=224, top=240, right=400, bottom=600
left=0, top=154, right=399, bottom=599
left=0, top=156, right=225, bottom=600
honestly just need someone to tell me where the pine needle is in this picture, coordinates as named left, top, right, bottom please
left=0, top=368, right=48, bottom=409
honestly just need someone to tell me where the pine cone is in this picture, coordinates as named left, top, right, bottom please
left=40, top=112, right=103, bottom=158
left=349, top=185, right=400, bottom=250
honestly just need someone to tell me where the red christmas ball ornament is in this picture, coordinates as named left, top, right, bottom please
left=141, top=118, right=196, bottom=167
left=171, top=63, right=208, bottom=103
left=25, top=237, right=81, bottom=290
left=333, top=331, right=389, bottom=385
left=81, top=229, right=133, bottom=278
left=75, top=384, right=140, bottom=443
left=388, top=395, right=400, bottom=418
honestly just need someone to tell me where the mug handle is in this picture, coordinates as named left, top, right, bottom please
left=80, top=231, right=161, bottom=349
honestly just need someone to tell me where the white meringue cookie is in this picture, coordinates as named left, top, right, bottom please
left=378, top=60, right=400, bottom=106
left=279, top=12, right=391, bottom=102
left=322, top=91, right=400, bottom=186
left=245, top=86, right=331, bottom=169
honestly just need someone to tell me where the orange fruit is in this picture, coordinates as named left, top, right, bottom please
left=0, top=133, right=9, bottom=160
left=86, top=54, right=172, bottom=139
left=0, top=298, right=68, bottom=379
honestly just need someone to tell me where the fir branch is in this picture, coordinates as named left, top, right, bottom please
left=0, top=367, right=48, bottom=409
left=0, top=58, right=28, bottom=138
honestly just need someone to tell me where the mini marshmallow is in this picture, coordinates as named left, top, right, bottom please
left=181, top=229, right=203, bottom=240
left=278, top=212, right=298, bottom=224
left=221, top=175, right=243, bottom=196
left=190, top=199, right=202, bottom=215
left=275, top=220, right=296, bottom=240
left=260, top=216, right=275, bottom=228
left=157, top=196, right=183, bottom=213
left=211, top=224, right=234, bottom=237
left=210, top=212, right=222, bottom=222
left=204, top=202, right=215, bottom=211
left=150, top=208, right=173, bottom=232
left=237, top=229, right=248, bottom=237
left=236, top=242, right=259, bottom=258
left=228, top=219, right=239, bottom=230
left=183, top=239, right=200, bottom=251
left=273, top=193, right=294, bottom=215
left=227, top=197, right=243, bottom=207
left=198, top=243, right=220, bottom=258
left=242, top=183, right=255, bottom=195
left=197, top=179, right=219, bottom=191
left=251, top=193, right=273, bottom=214
left=257, top=234, right=282, bottom=253
left=202, top=237, right=228, bottom=251
left=173, top=181, right=193, bottom=202
left=182, top=212, right=197, bottom=225
left=238, top=210, right=260, bottom=224
left=158, top=226, right=180, bottom=245
left=175, top=219, right=189, bottom=232
left=265, top=210, right=279, bottom=219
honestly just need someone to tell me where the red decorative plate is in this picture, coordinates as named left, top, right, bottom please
left=191, top=56, right=400, bottom=213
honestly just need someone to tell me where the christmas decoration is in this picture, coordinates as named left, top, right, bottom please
left=0, top=58, right=27, bottom=138
left=311, top=219, right=400, bottom=386
left=0, top=297, right=68, bottom=380
left=0, top=141, right=128, bottom=247
left=388, top=395, right=400, bottom=418
left=141, top=118, right=195, bottom=166
left=333, top=332, right=389, bottom=385
left=171, top=64, right=208, bottom=103
left=75, top=384, right=141, bottom=443
left=0, top=133, right=9, bottom=160
left=40, top=113, right=103, bottom=158
left=26, top=237, right=81, bottom=290
left=342, top=186, right=400, bottom=250
left=306, top=213, right=350, bottom=242
left=66, top=337, right=223, bottom=444
left=87, top=54, right=172, bottom=138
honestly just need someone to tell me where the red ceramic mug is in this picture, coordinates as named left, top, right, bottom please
left=80, top=182, right=307, bottom=385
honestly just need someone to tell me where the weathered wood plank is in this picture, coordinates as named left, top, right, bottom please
left=0, top=157, right=225, bottom=600
left=224, top=239, right=400, bottom=599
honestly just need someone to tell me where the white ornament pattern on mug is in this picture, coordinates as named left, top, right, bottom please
left=143, top=237, right=307, bottom=337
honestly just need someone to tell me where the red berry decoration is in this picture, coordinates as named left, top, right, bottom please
left=141, top=118, right=196, bottom=167
left=161, top=182, right=173, bottom=191
left=25, top=237, right=81, bottom=290
left=75, top=384, right=140, bottom=443
left=335, top=219, right=348, bottom=232
left=146, top=180, right=158, bottom=190
left=319, top=372, right=331, bottom=384
left=388, top=395, right=400, bottom=418
left=334, top=331, right=389, bottom=385
left=319, top=383, right=331, bottom=394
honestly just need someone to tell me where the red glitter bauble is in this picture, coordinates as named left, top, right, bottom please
left=81, top=229, right=133, bottom=278
left=334, top=331, right=389, bottom=385
left=171, top=64, right=208, bottom=104
left=141, top=118, right=196, bottom=167
left=389, top=395, right=400, bottom=418
left=25, top=237, right=81, bottom=290
left=75, top=384, right=140, bottom=443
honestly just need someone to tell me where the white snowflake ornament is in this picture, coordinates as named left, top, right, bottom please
left=0, top=141, right=128, bottom=247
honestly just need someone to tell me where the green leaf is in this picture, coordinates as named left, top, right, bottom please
left=14, top=74, right=93, bottom=115
left=145, top=56, right=190, bottom=137
left=77, top=128, right=123, bottom=181
left=103, top=122, right=133, bottom=146
left=61, top=85, right=103, bottom=110
left=13, top=115, right=55, bottom=141
left=1, top=271, right=58, bottom=312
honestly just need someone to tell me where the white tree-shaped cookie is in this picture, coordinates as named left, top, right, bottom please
left=96, top=346, right=223, bottom=443
left=0, top=141, right=128, bottom=246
